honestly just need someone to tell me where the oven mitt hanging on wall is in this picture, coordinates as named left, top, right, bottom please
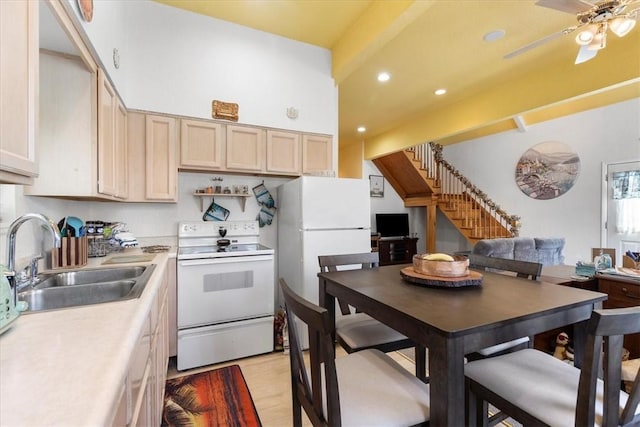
left=253, top=182, right=276, bottom=227
left=203, top=201, right=231, bottom=221
left=252, top=183, right=275, bottom=208
left=257, top=205, right=277, bottom=227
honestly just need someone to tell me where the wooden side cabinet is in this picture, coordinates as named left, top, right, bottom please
left=532, top=267, right=598, bottom=354
left=598, top=275, right=640, bottom=358
left=378, top=238, right=418, bottom=266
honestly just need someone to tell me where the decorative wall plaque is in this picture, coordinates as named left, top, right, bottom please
left=515, top=141, right=580, bottom=200
left=212, top=100, right=239, bottom=122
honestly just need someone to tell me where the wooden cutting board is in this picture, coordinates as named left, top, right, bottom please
left=102, top=254, right=156, bottom=265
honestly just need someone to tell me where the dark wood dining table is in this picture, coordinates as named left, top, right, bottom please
left=318, top=264, right=607, bottom=426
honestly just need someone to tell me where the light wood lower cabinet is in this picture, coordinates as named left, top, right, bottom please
left=0, top=0, right=38, bottom=184
left=111, top=266, right=169, bottom=427
left=127, top=112, right=177, bottom=202
left=168, top=257, right=177, bottom=357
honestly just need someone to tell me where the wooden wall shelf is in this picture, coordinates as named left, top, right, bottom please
left=193, top=193, right=251, bottom=212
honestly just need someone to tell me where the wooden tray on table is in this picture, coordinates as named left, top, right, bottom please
left=400, top=267, right=483, bottom=288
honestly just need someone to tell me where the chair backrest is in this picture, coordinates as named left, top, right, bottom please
left=577, top=307, right=640, bottom=426
left=468, top=253, right=542, bottom=280
left=318, top=252, right=379, bottom=272
left=318, top=252, right=379, bottom=315
left=280, top=278, right=340, bottom=427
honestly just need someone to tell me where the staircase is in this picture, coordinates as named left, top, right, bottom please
left=372, top=142, right=520, bottom=252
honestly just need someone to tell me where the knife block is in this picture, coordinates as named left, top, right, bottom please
left=50, top=237, right=88, bottom=269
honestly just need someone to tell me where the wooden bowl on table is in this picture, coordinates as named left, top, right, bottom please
left=412, top=253, right=469, bottom=278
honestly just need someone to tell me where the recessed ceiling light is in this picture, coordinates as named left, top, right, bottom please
left=434, top=88, right=447, bottom=96
left=357, top=126, right=366, bottom=133
left=377, top=72, right=390, bottom=82
left=483, top=29, right=506, bottom=42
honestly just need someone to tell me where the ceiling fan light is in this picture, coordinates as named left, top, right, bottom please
left=587, top=32, right=607, bottom=50
left=575, top=29, right=595, bottom=45
left=610, top=17, right=636, bottom=37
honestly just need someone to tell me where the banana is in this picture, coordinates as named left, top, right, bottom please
left=422, top=253, right=454, bottom=262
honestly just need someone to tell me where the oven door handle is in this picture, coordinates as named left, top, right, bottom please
left=179, top=255, right=274, bottom=266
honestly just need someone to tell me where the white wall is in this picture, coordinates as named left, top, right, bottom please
left=1, top=173, right=289, bottom=267
left=363, top=161, right=427, bottom=254
left=0, top=0, right=340, bottom=268
left=441, top=98, right=640, bottom=265
left=67, top=0, right=337, bottom=136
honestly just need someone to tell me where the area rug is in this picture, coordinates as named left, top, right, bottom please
left=162, top=364, right=262, bottom=427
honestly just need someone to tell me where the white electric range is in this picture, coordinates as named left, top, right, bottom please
left=176, top=220, right=275, bottom=371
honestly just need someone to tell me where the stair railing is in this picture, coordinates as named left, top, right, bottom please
left=410, top=142, right=520, bottom=238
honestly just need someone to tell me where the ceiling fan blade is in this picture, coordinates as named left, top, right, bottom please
left=504, top=29, right=571, bottom=59
left=536, top=0, right=595, bottom=14
left=575, top=45, right=598, bottom=64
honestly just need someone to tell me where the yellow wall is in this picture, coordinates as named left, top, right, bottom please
left=338, top=141, right=364, bottom=178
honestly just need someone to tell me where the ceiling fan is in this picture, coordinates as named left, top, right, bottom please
left=505, top=0, right=639, bottom=64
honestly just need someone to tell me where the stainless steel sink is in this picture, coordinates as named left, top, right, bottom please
left=18, top=264, right=156, bottom=313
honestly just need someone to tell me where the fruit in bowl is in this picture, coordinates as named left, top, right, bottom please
left=413, top=253, right=469, bottom=277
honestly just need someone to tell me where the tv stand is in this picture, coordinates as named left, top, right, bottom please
left=377, top=237, right=418, bottom=266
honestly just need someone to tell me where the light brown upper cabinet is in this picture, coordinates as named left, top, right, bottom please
left=226, top=125, right=265, bottom=172
left=25, top=52, right=101, bottom=199
left=266, top=130, right=300, bottom=175
left=145, top=115, right=177, bottom=201
left=115, top=101, right=128, bottom=199
left=98, top=69, right=127, bottom=199
left=180, top=119, right=223, bottom=170
left=302, top=134, right=333, bottom=175
left=0, top=0, right=38, bottom=184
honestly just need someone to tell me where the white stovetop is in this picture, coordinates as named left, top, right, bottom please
left=0, top=249, right=173, bottom=426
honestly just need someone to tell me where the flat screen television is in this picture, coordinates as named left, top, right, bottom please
left=376, top=213, right=409, bottom=238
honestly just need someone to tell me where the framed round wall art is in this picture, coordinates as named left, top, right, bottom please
left=514, top=141, right=580, bottom=200
left=77, top=0, right=93, bottom=22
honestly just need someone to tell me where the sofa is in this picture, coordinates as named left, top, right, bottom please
left=472, top=237, right=565, bottom=266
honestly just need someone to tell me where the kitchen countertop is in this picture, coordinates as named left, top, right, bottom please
left=0, top=248, right=174, bottom=426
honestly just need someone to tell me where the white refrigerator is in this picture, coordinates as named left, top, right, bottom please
left=278, top=177, right=371, bottom=347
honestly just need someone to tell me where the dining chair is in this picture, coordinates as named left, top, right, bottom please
left=467, top=253, right=543, bottom=359
left=318, top=252, right=427, bottom=382
left=279, top=278, right=431, bottom=427
left=465, top=306, right=640, bottom=427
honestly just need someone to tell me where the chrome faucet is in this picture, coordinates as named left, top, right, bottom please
left=4, top=213, right=61, bottom=306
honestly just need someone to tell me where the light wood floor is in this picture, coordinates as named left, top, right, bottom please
left=167, top=348, right=416, bottom=426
